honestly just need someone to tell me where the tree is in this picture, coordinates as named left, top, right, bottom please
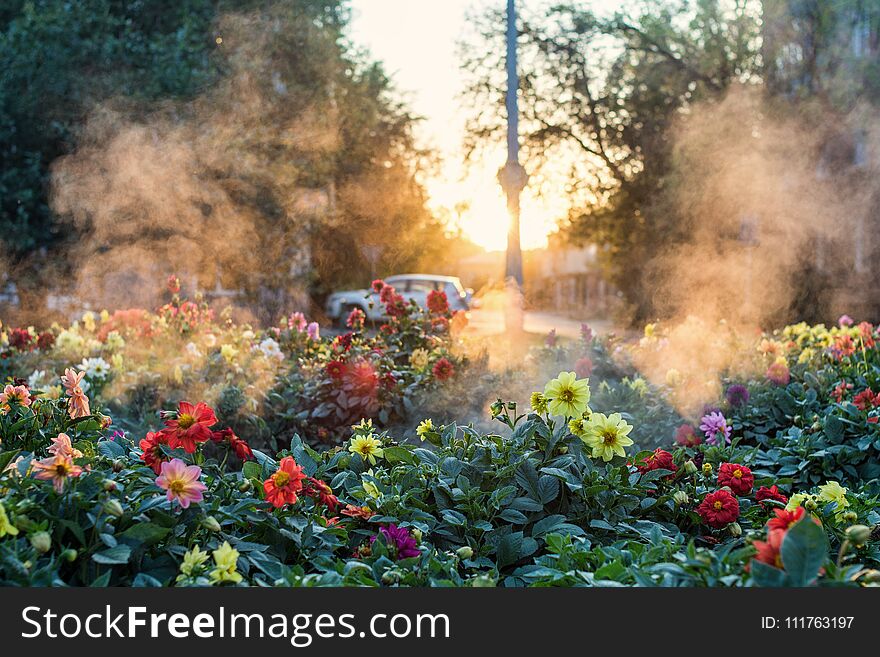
left=461, top=0, right=763, bottom=322
left=1, top=0, right=450, bottom=321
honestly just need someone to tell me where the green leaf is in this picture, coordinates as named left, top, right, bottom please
left=498, top=508, right=528, bottom=524
left=242, top=461, right=263, bottom=481
left=119, top=523, right=171, bottom=546
left=749, top=560, right=790, bottom=587
left=537, top=475, right=560, bottom=504
left=382, top=446, right=417, bottom=465
left=514, top=460, right=542, bottom=501
left=92, top=545, right=132, bottom=565
left=496, top=532, right=524, bottom=568
left=780, top=517, right=828, bottom=586
left=0, top=449, right=20, bottom=473
left=97, top=439, right=127, bottom=459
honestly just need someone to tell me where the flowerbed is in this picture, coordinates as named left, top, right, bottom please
left=1, top=297, right=879, bottom=586
left=0, top=277, right=469, bottom=450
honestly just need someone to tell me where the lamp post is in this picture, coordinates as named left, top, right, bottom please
left=498, top=0, right=527, bottom=333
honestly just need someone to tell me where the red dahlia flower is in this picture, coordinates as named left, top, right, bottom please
left=347, top=361, right=379, bottom=396
left=755, top=485, right=788, bottom=508
left=8, top=327, right=34, bottom=351
left=139, top=431, right=169, bottom=474
left=432, top=357, right=455, bottom=381
left=371, top=279, right=385, bottom=293
left=427, top=289, right=449, bottom=314
left=332, top=332, right=353, bottom=352
left=379, top=284, right=397, bottom=304
left=697, top=489, right=740, bottom=528
left=674, top=424, right=701, bottom=447
left=767, top=506, right=820, bottom=532
left=326, top=360, right=347, bottom=380
left=211, top=428, right=253, bottom=461
left=831, top=381, right=853, bottom=402
left=346, top=307, right=365, bottom=330
left=162, top=401, right=217, bottom=453
left=36, top=331, right=55, bottom=350
left=303, top=477, right=339, bottom=512
left=717, top=462, right=754, bottom=496
left=636, top=448, right=677, bottom=477
left=263, top=456, right=306, bottom=508
left=853, top=389, right=878, bottom=411
left=752, top=529, right=785, bottom=570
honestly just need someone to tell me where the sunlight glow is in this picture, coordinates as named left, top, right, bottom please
left=348, top=0, right=621, bottom=252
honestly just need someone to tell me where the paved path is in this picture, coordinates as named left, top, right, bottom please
left=465, top=309, right=616, bottom=339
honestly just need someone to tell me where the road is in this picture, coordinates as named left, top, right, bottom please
left=464, top=309, right=616, bottom=339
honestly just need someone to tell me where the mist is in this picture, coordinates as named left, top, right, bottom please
left=629, top=85, right=880, bottom=414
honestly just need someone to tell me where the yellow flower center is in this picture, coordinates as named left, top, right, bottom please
left=273, top=471, right=290, bottom=488
left=713, top=501, right=723, bottom=510
left=560, top=389, right=575, bottom=403
left=169, top=479, right=186, bottom=494
left=55, top=463, right=70, bottom=477
left=733, top=469, right=742, bottom=479
left=602, top=431, right=617, bottom=445
left=177, top=414, right=196, bottom=430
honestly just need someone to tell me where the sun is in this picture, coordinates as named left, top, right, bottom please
left=426, top=160, right=561, bottom=252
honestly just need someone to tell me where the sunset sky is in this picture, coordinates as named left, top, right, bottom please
left=348, top=0, right=622, bottom=251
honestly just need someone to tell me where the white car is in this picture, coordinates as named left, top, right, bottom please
left=325, top=274, right=472, bottom=325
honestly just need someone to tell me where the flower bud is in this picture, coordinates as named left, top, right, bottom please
left=842, top=511, right=858, bottom=524
left=470, top=574, right=496, bottom=587
left=61, top=548, right=78, bottom=563
left=112, top=460, right=125, bottom=473
left=456, top=546, right=474, bottom=560
left=30, top=531, right=52, bottom=554
left=381, top=570, right=401, bottom=585
left=238, top=479, right=253, bottom=493
left=804, top=497, right=818, bottom=512
left=683, top=460, right=698, bottom=475
left=202, top=516, right=222, bottom=532
left=104, top=499, right=124, bottom=518
left=411, top=528, right=423, bottom=542
left=729, top=522, right=742, bottom=537
left=846, top=525, right=871, bottom=548
left=702, top=462, right=713, bottom=476
left=103, top=479, right=118, bottom=492
left=489, top=400, right=504, bottom=418
left=673, top=491, right=690, bottom=505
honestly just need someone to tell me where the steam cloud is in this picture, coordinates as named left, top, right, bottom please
left=630, top=85, right=879, bottom=414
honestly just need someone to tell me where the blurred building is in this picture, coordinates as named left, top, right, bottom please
left=457, top=237, right=614, bottom=317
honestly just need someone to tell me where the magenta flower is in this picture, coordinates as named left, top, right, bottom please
left=725, top=384, right=750, bottom=408
left=307, top=322, right=320, bottom=341
left=371, top=524, right=420, bottom=560
left=838, top=314, right=854, bottom=327
left=580, top=323, right=593, bottom=344
left=699, top=411, right=731, bottom=446
left=155, top=458, right=207, bottom=509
